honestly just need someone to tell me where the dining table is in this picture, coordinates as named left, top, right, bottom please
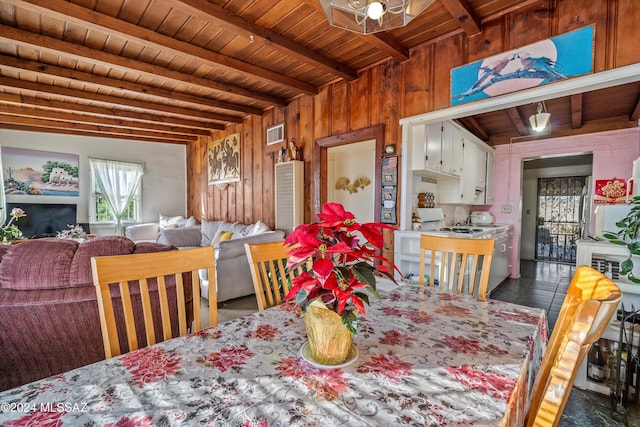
left=0, top=281, right=547, bottom=426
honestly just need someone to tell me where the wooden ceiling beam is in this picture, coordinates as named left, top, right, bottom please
left=481, top=0, right=542, bottom=23
left=305, top=2, right=410, bottom=62
left=440, top=0, right=482, bottom=35
left=0, top=54, right=262, bottom=117
left=457, top=117, right=489, bottom=141
left=0, top=114, right=197, bottom=142
left=173, top=0, right=359, bottom=80
left=506, top=107, right=529, bottom=135
left=0, top=123, right=191, bottom=144
left=0, top=93, right=223, bottom=131
left=0, top=76, right=244, bottom=124
left=0, top=103, right=211, bottom=136
left=570, top=93, right=583, bottom=128
left=9, top=0, right=317, bottom=96
left=362, top=32, right=411, bottom=62
left=0, top=24, right=288, bottom=107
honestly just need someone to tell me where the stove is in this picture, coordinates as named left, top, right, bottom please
left=422, top=226, right=491, bottom=239
left=468, top=224, right=511, bottom=234
left=440, top=227, right=486, bottom=234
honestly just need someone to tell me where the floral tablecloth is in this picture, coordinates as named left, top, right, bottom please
left=0, top=283, right=547, bottom=426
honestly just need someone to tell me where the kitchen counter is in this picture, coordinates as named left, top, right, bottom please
left=404, top=224, right=512, bottom=239
left=394, top=225, right=513, bottom=294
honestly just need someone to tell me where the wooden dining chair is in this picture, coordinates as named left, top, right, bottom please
left=91, top=246, right=216, bottom=358
left=419, top=234, right=495, bottom=299
left=245, top=241, right=303, bottom=311
left=526, top=265, right=621, bottom=427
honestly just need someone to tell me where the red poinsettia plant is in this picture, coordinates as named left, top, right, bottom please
left=284, top=202, right=399, bottom=334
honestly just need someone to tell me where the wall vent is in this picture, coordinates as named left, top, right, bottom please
left=591, top=257, right=620, bottom=280
left=266, top=123, right=285, bottom=145
left=275, top=160, right=303, bottom=234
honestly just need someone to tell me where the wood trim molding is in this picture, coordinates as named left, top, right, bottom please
left=313, top=125, right=385, bottom=222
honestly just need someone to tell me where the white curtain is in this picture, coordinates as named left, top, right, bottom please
left=90, top=158, right=143, bottom=235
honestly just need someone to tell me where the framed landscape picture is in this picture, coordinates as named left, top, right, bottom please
left=2, top=147, right=79, bottom=197
left=208, top=133, right=241, bottom=185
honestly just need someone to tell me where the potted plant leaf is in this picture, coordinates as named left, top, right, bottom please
left=602, top=195, right=640, bottom=283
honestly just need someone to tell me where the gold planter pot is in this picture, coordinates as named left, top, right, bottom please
left=303, top=299, right=353, bottom=365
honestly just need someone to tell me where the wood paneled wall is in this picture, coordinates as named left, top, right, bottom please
left=187, top=0, right=640, bottom=232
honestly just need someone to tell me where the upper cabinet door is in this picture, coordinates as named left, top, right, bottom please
left=461, top=141, right=479, bottom=204
left=442, top=123, right=463, bottom=177
left=485, top=150, right=495, bottom=205
left=425, top=122, right=443, bottom=171
left=476, top=149, right=487, bottom=190
left=410, top=123, right=428, bottom=171
left=411, top=122, right=442, bottom=172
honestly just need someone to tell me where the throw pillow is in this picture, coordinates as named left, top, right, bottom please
left=185, top=216, right=199, bottom=227
left=251, top=220, right=271, bottom=235
left=231, top=221, right=252, bottom=238
left=159, top=214, right=185, bottom=229
left=212, top=229, right=233, bottom=244
left=156, top=226, right=202, bottom=247
left=200, top=219, right=224, bottom=246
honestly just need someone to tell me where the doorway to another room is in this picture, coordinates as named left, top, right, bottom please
left=521, top=154, right=593, bottom=265
left=326, top=140, right=376, bottom=222
left=535, top=176, right=587, bottom=264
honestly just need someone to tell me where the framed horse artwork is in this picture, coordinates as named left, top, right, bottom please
left=208, top=133, right=241, bottom=186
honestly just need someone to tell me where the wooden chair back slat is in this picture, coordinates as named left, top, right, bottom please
left=138, top=278, right=156, bottom=347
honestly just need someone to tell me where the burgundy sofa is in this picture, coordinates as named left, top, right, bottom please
left=0, top=236, right=188, bottom=391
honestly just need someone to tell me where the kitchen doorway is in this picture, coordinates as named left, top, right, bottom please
left=535, top=176, right=586, bottom=264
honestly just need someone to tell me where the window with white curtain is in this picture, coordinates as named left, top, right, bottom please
left=89, top=159, right=142, bottom=224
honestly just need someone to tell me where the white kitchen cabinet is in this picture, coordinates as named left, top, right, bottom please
left=393, top=231, right=423, bottom=280
left=394, top=228, right=512, bottom=290
left=485, top=150, right=495, bottom=205
left=440, top=124, right=463, bottom=177
left=475, top=149, right=487, bottom=190
left=464, top=142, right=480, bottom=205
left=410, top=121, right=462, bottom=177
left=487, top=228, right=511, bottom=295
left=410, top=123, right=440, bottom=171
left=438, top=140, right=479, bottom=205
left=411, top=123, right=441, bottom=172
left=400, top=119, right=496, bottom=231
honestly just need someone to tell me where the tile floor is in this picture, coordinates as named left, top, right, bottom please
left=205, top=260, right=640, bottom=426
left=490, top=259, right=640, bottom=427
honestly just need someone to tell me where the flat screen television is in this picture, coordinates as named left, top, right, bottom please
left=5, top=203, right=78, bottom=238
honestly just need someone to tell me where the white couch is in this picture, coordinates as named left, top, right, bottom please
left=125, top=219, right=285, bottom=303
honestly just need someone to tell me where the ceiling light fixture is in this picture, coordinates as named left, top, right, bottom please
left=318, top=0, right=435, bottom=35
left=529, top=101, right=551, bottom=132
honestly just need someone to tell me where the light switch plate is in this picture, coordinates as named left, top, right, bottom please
left=501, top=204, right=512, bottom=213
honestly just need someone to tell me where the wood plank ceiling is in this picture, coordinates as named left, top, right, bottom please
left=0, top=0, right=638, bottom=145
